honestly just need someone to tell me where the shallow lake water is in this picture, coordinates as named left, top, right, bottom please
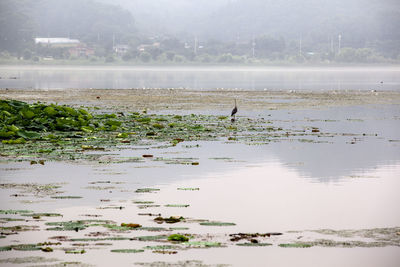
left=0, top=102, right=399, bottom=266
left=1, top=65, right=400, bottom=91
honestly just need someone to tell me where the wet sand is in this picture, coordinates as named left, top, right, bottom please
left=1, top=88, right=400, bottom=113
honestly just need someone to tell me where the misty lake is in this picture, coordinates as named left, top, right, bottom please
left=1, top=65, right=400, bottom=91
left=0, top=66, right=400, bottom=267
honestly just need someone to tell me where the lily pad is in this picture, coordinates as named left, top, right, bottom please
left=51, top=196, right=83, bottom=199
left=143, top=245, right=181, bottom=250
left=168, top=234, right=189, bottom=242
left=110, top=249, right=145, bottom=253
left=65, top=249, right=86, bottom=254
left=164, top=204, right=190, bottom=208
left=0, top=256, right=59, bottom=264
left=184, top=241, right=223, bottom=248
left=279, top=243, right=312, bottom=248
left=22, top=213, right=63, bottom=218
left=236, top=243, right=272, bottom=247
left=69, top=237, right=131, bottom=242
left=135, top=188, right=160, bottom=193
left=177, top=188, right=199, bottom=191
left=0, top=209, right=33, bottom=214
left=199, top=222, right=236, bottom=226
left=136, top=235, right=168, bottom=241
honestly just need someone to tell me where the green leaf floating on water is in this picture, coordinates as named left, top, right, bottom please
left=16, top=130, right=41, bottom=140
left=21, top=213, right=63, bottom=218
left=69, top=237, right=131, bottom=242
left=236, top=243, right=273, bottom=247
left=135, top=188, right=160, bottom=193
left=65, top=249, right=86, bottom=254
left=167, top=234, right=189, bottom=242
left=177, top=188, right=199, bottom=191
left=144, top=245, right=181, bottom=250
left=279, top=243, right=312, bottom=248
left=199, top=222, right=236, bottom=226
left=164, top=204, right=190, bottom=208
left=184, top=241, right=223, bottom=248
left=136, top=235, right=168, bottom=241
left=51, top=196, right=83, bottom=199
left=0, top=209, right=33, bottom=214
left=110, top=249, right=144, bottom=253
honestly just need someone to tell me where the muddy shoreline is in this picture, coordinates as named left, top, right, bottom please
left=1, top=88, right=400, bottom=113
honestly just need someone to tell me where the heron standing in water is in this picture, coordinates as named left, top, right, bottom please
left=231, top=99, right=237, bottom=122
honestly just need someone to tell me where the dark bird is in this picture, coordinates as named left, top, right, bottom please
left=231, top=99, right=238, bottom=122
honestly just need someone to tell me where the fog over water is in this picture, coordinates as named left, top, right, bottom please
left=1, top=66, right=399, bottom=91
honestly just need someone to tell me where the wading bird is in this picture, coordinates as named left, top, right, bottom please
left=231, top=99, right=238, bottom=122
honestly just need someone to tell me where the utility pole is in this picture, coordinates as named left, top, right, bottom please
left=338, top=34, right=342, bottom=54
left=252, top=35, right=256, bottom=58
left=299, top=35, right=302, bottom=56
left=112, top=34, right=115, bottom=51
left=194, top=36, right=198, bottom=55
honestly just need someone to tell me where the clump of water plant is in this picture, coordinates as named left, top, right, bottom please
left=167, top=234, right=189, bottom=242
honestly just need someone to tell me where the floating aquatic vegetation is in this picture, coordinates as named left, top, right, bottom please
left=137, top=227, right=169, bottom=232
left=21, top=213, right=63, bottom=218
left=135, top=188, right=160, bottom=193
left=164, top=204, right=190, bottom=208
left=0, top=225, right=40, bottom=232
left=199, top=222, right=236, bottom=226
left=65, top=249, right=86, bottom=254
left=143, top=245, right=182, bottom=250
left=0, top=246, right=12, bottom=251
left=168, top=234, right=189, bottom=242
left=229, top=232, right=282, bottom=242
left=236, top=243, right=272, bottom=247
left=134, top=260, right=227, bottom=266
left=184, top=241, right=223, bottom=248
left=45, top=220, right=113, bottom=231
left=152, top=250, right=178, bottom=254
left=136, top=235, right=168, bottom=241
left=97, top=206, right=125, bottom=210
left=153, top=157, right=200, bottom=165
left=177, top=188, right=199, bottom=191
left=278, top=243, right=312, bottom=248
left=133, top=201, right=155, bottom=204
left=154, top=216, right=184, bottom=224
left=169, top=227, right=190, bottom=231
left=69, top=237, right=131, bottom=242
left=11, top=244, right=42, bottom=251
left=137, top=204, right=161, bottom=209
left=1, top=99, right=345, bottom=163
left=0, top=183, right=63, bottom=197
left=0, top=256, right=59, bottom=264
left=110, top=249, right=144, bottom=253
left=51, top=196, right=83, bottom=199
left=0, top=209, right=32, bottom=214
left=41, top=247, right=54, bottom=252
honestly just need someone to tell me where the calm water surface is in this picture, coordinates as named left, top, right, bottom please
left=0, top=68, right=399, bottom=266
left=0, top=65, right=399, bottom=90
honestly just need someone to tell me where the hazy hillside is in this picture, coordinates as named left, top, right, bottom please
left=97, top=0, right=230, bottom=37
left=1, top=0, right=399, bottom=62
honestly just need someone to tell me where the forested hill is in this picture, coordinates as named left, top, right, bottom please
left=0, top=0, right=399, bottom=62
left=0, top=0, right=136, bottom=53
left=199, top=0, right=400, bottom=44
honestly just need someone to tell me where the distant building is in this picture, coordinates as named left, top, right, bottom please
left=35, top=38, right=80, bottom=47
left=137, top=42, right=160, bottom=52
left=69, top=44, right=95, bottom=58
left=113, top=44, right=130, bottom=55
